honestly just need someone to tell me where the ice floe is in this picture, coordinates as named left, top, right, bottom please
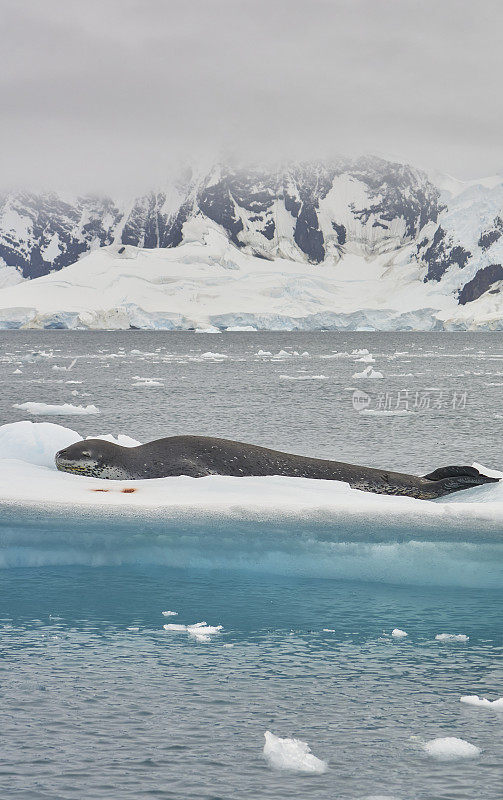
left=435, top=633, right=469, bottom=642
left=2, top=421, right=503, bottom=587
left=422, top=737, right=481, bottom=760
left=13, top=402, right=100, bottom=416
left=263, top=731, right=327, bottom=773
left=359, top=409, right=413, bottom=417
left=161, top=611, right=178, bottom=617
left=391, top=628, right=408, bottom=638
left=352, top=366, right=384, bottom=379
left=279, top=374, right=328, bottom=381
left=163, top=620, right=223, bottom=643
left=460, top=695, right=503, bottom=710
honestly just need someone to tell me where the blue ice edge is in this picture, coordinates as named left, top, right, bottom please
left=1, top=501, right=502, bottom=589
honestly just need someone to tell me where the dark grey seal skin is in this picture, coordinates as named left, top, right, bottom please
left=54, top=435, right=499, bottom=500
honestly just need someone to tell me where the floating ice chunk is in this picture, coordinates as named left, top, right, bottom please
left=200, top=352, right=228, bottom=359
left=131, top=377, right=164, bottom=387
left=256, top=349, right=272, bottom=356
left=161, top=611, right=178, bottom=617
left=352, top=349, right=370, bottom=355
left=423, top=737, right=480, bottom=760
left=21, top=351, right=53, bottom=363
left=13, top=402, right=100, bottom=416
left=435, top=633, right=469, bottom=642
left=274, top=350, right=291, bottom=358
left=360, top=409, right=413, bottom=417
left=353, top=366, right=384, bottom=379
left=127, top=627, right=139, bottom=632
left=187, top=622, right=223, bottom=642
left=195, top=326, right=220, bottom=333
left=263, top=731, right=327, bottom=773
left=360, top=796, right=402, bottom=800
left=13, top=368, right=22, bottom=374
left=460, top=695, right=503, bottom=710
left=279, top=374, right=328, bottom=381
left=355, top=354, right=375, bottom=363
left=391, top=628, right=408, bottom=638
left=223, top=643, right=234, bottom=648
left=163, top=620, right=223, bottom=643
left=89, top=433, right=141, bottom=447
left=323, top=628, right=335, bottom=633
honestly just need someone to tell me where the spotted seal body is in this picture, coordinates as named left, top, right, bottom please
left=54, top=435, right=498, bottom=499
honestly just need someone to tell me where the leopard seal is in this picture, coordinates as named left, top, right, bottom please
left=54, top=435, right=498, bottom=500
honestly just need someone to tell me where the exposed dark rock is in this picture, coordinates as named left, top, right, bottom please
left=419, top=226, right=471, bottom=282
left=458, top=264, right=503, bottom=304
left=478, top=216, right=503, bottom=251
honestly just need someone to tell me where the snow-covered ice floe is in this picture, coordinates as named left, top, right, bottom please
left=263, top=731, right=327, bottom=773
left=422, top=737, right=481, bottom=760
left=163, top=621, right=223, bottom=643
left=1, top=421, right=503, bottom=585
left=460, top=695, right=503, bottom=711
left=13, top=402, right=99, bottom=416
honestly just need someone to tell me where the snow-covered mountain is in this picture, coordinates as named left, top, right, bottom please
left=0, top=156, right=502, bottom=330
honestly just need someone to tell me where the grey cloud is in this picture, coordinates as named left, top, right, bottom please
left=0, top=0, right=502, bottom=192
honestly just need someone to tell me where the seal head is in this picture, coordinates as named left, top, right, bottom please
left=55, top=439, right=133, bottom=479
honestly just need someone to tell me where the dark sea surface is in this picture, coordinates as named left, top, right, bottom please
left=0, top=332, right=502, bottom=799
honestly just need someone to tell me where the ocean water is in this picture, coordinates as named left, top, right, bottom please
left=1, top=331, right=503, bottom=799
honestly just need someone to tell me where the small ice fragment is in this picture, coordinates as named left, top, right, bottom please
left=13, top=402, right=99, bottom=416
left=256, top=349, right=272, bottom=356
left=13, top=369, right=22, bottom=374
left=127, top=627, right=139, bottom=632
left=161, top=611, right=178, bottom=617
left=352, top=366, right=384, bottom=379
left=323, top=629, right=335, bottom=633
left=423, top=737, right=481, bottom=760
left=163, top=623, right=187, bottom=631
left=223, top=643, right=234, bottom=648
left=435, top=633, right=469, bottom=642
left=263, top=731, right=327, bottom=773
left=391, top=628, right=408, bottom=638
left=460, top=695, right=503, bottom=710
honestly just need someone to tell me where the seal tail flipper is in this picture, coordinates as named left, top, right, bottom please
left=422, top=465, right=500, bottom=493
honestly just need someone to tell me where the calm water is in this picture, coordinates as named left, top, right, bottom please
left=1, top=330, right=503, bottom=472
left=1, top=332, right=502, bottom=799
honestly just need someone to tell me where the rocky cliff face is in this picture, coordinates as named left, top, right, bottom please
left=0, top=156, right=502, bottom=310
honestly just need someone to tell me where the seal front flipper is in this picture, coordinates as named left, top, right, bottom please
left=422, top=465, right=499, bottom=495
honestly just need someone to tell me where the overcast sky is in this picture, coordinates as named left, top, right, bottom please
left=1, top=0, right=502, bottom=192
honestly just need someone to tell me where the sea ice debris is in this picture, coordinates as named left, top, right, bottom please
left=391, top=628, right=408, bottom=638
left=263, top=731, right=327, bottom=773
left=352, top=366, right=384, bottom=379
left=13, top=402, right=99, bottom=416
left=423, top=737, right=481, bottom=760
left=460, top=695, right=503, bottom=710
left=435, top=633, right=469, bottom=642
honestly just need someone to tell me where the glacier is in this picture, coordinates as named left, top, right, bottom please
left=0, top=156, right=502, bottom=330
